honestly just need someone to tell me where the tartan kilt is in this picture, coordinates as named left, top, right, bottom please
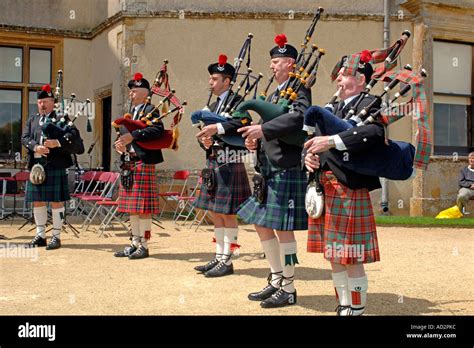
left=26, top=167, right=70, bottom=202
left=118, top=162, right=159, bottom=214
left=237, top=155, right=308, bottom=231
left=193, top=159, right=251, bottom=215
left=307, top=171, right=380, bottom=264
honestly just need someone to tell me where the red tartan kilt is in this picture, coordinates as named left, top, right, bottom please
left=307, top=171, right=380, bottom=264
left=118, top=162, right=159, bottom=214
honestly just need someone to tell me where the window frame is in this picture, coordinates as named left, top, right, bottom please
left=0, top=45, right=24, bottom=83
left=433, top=39, right=474, bottom=156
left=0, top=32, right=63, bottom=158
left=28, top=47, right=53, bottom=85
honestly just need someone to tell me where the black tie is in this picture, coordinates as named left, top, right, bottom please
left=214, top=97, right=221, bottom=113
left=271, top=89, right=279, bottom=103
left=334, top=102, right=346, bottom=117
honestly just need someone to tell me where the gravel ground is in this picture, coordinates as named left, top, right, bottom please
left=1, top=218, right=472, bottom=315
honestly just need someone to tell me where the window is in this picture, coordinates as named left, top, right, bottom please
left=0, top=47, right=23, bottom=83
left=433, top=41, right=473, bottom=155
left=0, top=90, right=22, bottom=155
left=0, top=33, right=62, bottom=160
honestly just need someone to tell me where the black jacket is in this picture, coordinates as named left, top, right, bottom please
left=221, top=86, right=312, bottom=169
left=317, top=94, right=384, bottom=191
left=200, top=92, right=248, bottom=160
left=125, top=103, right=164, bottom=164
left=21, top=111, right=83, bottom=169
left=260, top=87, right=312, bottom=168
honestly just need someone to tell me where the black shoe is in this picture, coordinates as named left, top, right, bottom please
left=335, top=305, right=351, bottom=316
left=204, top=261, right=234, bottom=277
left=128, top=245, right=149, bottom=260
left=114, top=244, right=137, bottom=257
left=248, top=283, right=279, bottom=301
left=248, top=272, right=281, bottom=301
left=45, top=236, right=61, bottom=250
left=194, top=258, right=220, bottom=273
left=25, top=235, right=47, bottom=248
left=260, top=288, right=297, bottom=308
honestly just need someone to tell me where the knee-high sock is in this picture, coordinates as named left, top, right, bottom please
left=51, top=207, right=65, bottom=238
left=139, top=217, right=152, bottom=249
left=223, top=227, right=239, bottom=265
left=33, top=206, right=47, bottom=238
left=280, top=241, right=298, bottom=293
left=261, top=238, right=282, bottom=288
left=332, top=271, right=350, bottom=306
left=129, top=215, right=140, bottom=247
left=214, top=227, right=225, bottom=260
left=348, top=275, right=368, bottom=315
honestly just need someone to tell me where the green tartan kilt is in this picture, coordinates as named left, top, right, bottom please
left=193, top=159, right=251, bottom=215
left=26, top=167, right=71, bottom=202
left=237, top=155, right=308, bottom=231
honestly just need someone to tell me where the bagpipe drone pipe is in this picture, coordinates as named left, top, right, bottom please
left=190, top=33, right=259, bottom=148
left=191, top=7, right=326, bottom=148
left=303, top=62, right=429, bottom=181
left=40, top=70, right=87, bottom=155
left=112, top=60, right=186, bottom=151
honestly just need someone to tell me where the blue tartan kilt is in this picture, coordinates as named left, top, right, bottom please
left=237, top=155, right=308, bottom=231
left=193, top=159, right=251, bottom=215
left=26, top=167, right=71, bottom=202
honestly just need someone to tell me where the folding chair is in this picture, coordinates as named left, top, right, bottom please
left=74, top=171, right=112, bottom=220
left=0, top=176, right=15, bottom=219
left=189, top=208, right=211, bottom=232
left=96, top=199, right=129, bottom=237
left=157, top=170, right=190, bottom=219
left=13, top=171, right=31, bottom=217
left=80, top=172, right=120, bottom=230
left=173, top=174, right=201, bottom=224
left=0, top=171, right=31, bottom=221
left=71, top=170, right=103, bottom=215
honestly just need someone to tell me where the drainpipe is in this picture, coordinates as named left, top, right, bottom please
left=380, top=0, right=390, bottom=214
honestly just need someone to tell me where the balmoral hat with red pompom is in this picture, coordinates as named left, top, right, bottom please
left=355, top=50, right=374, bottom=84
left=37, top=84, right=54, bottom=100
left=338, top=50, right=374, bottom=84
left=208, top=54, right=235, bottom=77
left=128, top=72, right=150, bottom=90
left=269, top=34, right=298, bottom=60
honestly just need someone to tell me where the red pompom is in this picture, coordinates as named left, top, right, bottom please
left=274, top=34, right=288, bottom=48
left=360, top=50, right=372, bottom=63
left=218, top=54, right=227, bottom=66
left=41, top=84, right=51, bottom=92
left=134, top=72, right=143, bottom=81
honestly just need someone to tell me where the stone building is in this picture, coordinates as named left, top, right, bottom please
left=0, top=0, right=472, bottom=216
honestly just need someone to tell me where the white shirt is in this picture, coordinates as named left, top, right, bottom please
left=132, top=103, right=145, bottom=120
left=215, top=90, right=230, bottom=114
left=216, top=80, right=288, bottom=135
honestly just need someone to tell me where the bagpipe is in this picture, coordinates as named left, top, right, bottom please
left=112, top=60, right=185, bottom=151
left=41, top=69, right=87, bottom=154
left=233, top=7, right=326, bottom=147
left=31, top=70, right=88, bottom=185
left=190, top=33, right=261, bottom=148
left=304, top=30, right=432, bottom=218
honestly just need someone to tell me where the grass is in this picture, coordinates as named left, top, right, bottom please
left=375, top=215, right=474, bottom=227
